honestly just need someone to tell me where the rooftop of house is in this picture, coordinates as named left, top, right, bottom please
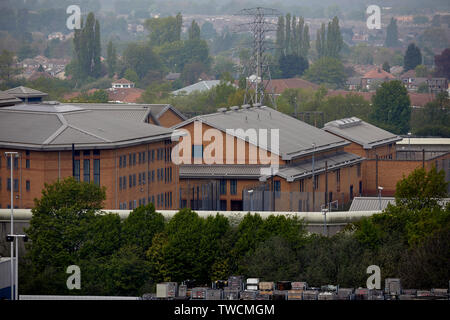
left=323, top=117, right=402, bottom=149
left=0, top=101, right=175, bottom=150
left=172, top=80, right=223, bottom=95
left=173, top=105, right=350, bottom=161
left=0, top=91, right=22, bottom=106
left=362, top=68, right=396, bottom=79
left=5, top=86, right=48, bottom=98
left=112, top=78, right=135, bottom=84
left=262, top=78, right=320, bottom=94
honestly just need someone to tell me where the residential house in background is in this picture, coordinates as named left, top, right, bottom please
left=361, top=67, right=396, bottom=90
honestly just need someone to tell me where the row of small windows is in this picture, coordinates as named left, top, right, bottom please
left=119, top=168, right=173, bottom=190
left=73, top=159, right=100, bottom=185
left=118, top=192, right=173, bottom=209
left=219, top=179, right=237, bottom=195
left=0, top=157, right=30, bottom=169
left=73, top=150, right=100, bottom=157
left=0, top=178, right=31, bottom=191
left=118, top=148, right=173, bottom=168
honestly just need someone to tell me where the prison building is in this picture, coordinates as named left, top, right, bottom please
left=172, top=105, right=365, bottom=211
left=323, top=117, right=450, bottom=196
left=0, top=101, right=181, bottom=210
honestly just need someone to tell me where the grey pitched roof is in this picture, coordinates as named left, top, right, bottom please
left=0, top=102, right=174, bottom=150
left=276, top=151, right=364, bottom=181
left=0, top=91, right=21, bottom=106
left=180, top=164, right=267, bottom=179
left=70, top=103, right=186, bottom=124
left=323, top=117, right=402, bottom=149
left=173, top=105, right=350, bottom=160
left=172, top=80, right=222, bottom=95
left=349, top=197, right=450, bottom=211
left=5, top=86, right=48, bottom=98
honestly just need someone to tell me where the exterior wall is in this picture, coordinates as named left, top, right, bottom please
left=362, top=153, right=450, bottom=196
left=342, top=142, right=396, bottom=160
left=157, top=109, right=185, bottom=128
left=0, top=141, right=179, bottom=211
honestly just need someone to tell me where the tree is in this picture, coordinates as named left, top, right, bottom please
left=23, top=177, right=106, bottom=294
left=434, top=48, right=450, bottom=79
left=395, top=166, right=449, bottom=210
left=385, top=18, right=399, bottom=48
left=188, top=20, right=201, bottom=41
left=410, top=92, right=450, bottom=137
left=123, top=43, right=163, bottom=80
left=382, top=61, right=390, bottom=73
left=180, top=61, right=208, bottom=86
left=404, top=43, right=422, bottom=72
left=145, top=15, right=182, bottom=46
left=304, top=57, right=347, bottom=88
left=278, top=54, right=308, bottom=78
left=316, top=23, right=327, bottom=58
left=124, top=68, right=139, bottom=84
left=106, top=40, right=116, bottom=77
left=0, top=50, right=20, bottom=81
left=414, top=64, right=428, bottom=77
left=121, top=203, right=165, bottom=257
left=370, top=80, right=411, bottom=134
left=200, top=21, right=217, bottom=40
left=275, top=16, right=285, bottom=58
left=326, top=16, right=343, bottom=59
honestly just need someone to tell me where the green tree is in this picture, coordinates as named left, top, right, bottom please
left=145, top=14, right=182, bottom=46
left=200, top=21, right=217, bottom=40
left=106, top=40, right=116, bottom=78
left=369, top=80, right=411, bottom=134
left=404, top=43, right=422, bottom=72
left=385, top=18, right=399, bottom=48
left=23, top=177, right=105, bottom=294
left=123, top=43, right=163, bottom=79
left=188, top=20, right=201, bottom=41
left=414, top=64, right=428, bottom=77
left=316, top=23, right=327, bottom=58
left=304, top=57, right=347, bottom=88
left=124, top=68, right=139, bottom=84
left=121, top=203, right=165, bottom=257
left=278, top=54, right=308, bottom=78
left=382, top=61, right=390, bottom=73
left=0, top=50, right=20, bottom=81
left=275, top=16, right=285, bottom=58
left=434, top=48, right=450, bottom=79
left=326, top=16, right=343, bottom=59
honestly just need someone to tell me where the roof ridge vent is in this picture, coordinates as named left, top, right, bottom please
left=217, top=107, right=227, bottom=113
left=253, top=103, right=262, bottom=108
left=41, top=101, right=60, bottom=105
left=230, top=106, right=239, bottom=111
left=241, top=104, right=251, bottom=109
left=336, top=117, right=362, bottom=128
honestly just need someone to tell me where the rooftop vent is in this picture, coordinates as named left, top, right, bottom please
left=230, top=106, right=239, bottom=111
left=217, top=107, right=227, bottom=113
left=241, top=104, right=251, bottom=109
left=253, top=103, right=262, bottom=108
left=335, top=117, right=362, bottom=128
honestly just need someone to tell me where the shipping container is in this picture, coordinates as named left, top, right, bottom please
left=178, top=285, right=187, bottom=298
left=385, top=278, right=402, bottom=295
left=223, top=288, right=240, bottom=300
left=256, top=293, right=271, bottom=300
left=431, top=288, right=448, bottom=298
left=369, top=289, right=384, bottom=300
left=276, top=281, right=291, bottom=291
left=206, top=289, right=223, bottom=300
left=191, top=287, right=207, bottom=300
left=259, top=282, right=274, bottom=291
left=156, top=282, right=178, bottom=299
left=287, top=290, right=303, bottom=300
left=246, top=278, right=260, bottom=285
left=291, top=282, right=308, bottom=290
left=336, top=288, right=354, bottom=300
left=246, top=285, right=258, bottom=291
left=318, top=292, right=336, bottom=300
left=272, top=290, right=287, bottom=301
left=228, top=276, right=244, bottom=291
left=240, top=290, right=257, bottom=300
left=302, top=290, right=319, bottom=300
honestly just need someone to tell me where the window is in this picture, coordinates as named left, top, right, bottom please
left=148, top=171, right=151, bottom=184
left=123, top=176, right=126, bottom=190
left=152, top=170, right=155, bottom=182
left=157, top=169, right=160, bottom=181
left=142, top=151, right=146, bottom=163
left=26, top=180, right=30, bottom=191
left=138, top=173, right=142, bottom=185
left=119, top=177, right=122, bottom=190
left=7, top=179, right=19, bottom=192
left=129, top=175, right=132, bottom=188
left=357, top=163, right=361, bottom=177
left=142, top=172, right=146, bottom=185
left=83, top=150, right=90, bottom=156
left=133, top=153, right=136, bottom=165
left=133, top=200, right=137, bottom=209
left=139, top=152, right=142, bottom=164
left=83, top=159, right=90, bottom=182
left=26, top=159, right=30, bottom=169
left=129, top=201, right=132, bottom=210
left=26, top=150, right=30, bottom=156
left=220, top=179, right=227, bottom=195
left=123, top=156, right=126, bottom=168
left=93, top=159, right=100, bottom=185
left=152, top=150, right=155, bottom=162
left=299, top=179, right=304, bottom=192
left=220, top=200, right=227, bottom=210
left=329, top=192, right=333, bottom=203
left=119, top=156, right=123, bottom=168
left=129, top=154, right=132, bottom=166
left=0, top=178, right=2, bottom=190
left=192, top=145, right=203, bottom=159
left=313, top=175, right=319, bottom=190
left=74, top=160, right=80, bottom=181
left=350, top=185, right=354, bottom=200
left=359, top=181, right=362, bottom=195
left=274, top=180, right=281, bottom=198
left=336, top=169, right=341, bottom=184
left=133, top=174, right=136, bottom=187
left=93, top=150, right=100, bottom=156
left=230, top=180, right=237, bottom=195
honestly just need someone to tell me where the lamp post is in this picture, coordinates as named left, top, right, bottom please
left=378, top=186, right=384, bottom=211
left=6, top=234, right=27, bottom=300
left=5, top=151, right=18, bottom=300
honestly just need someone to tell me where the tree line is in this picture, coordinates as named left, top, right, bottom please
left=19, top=166, right=449, bottom=296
